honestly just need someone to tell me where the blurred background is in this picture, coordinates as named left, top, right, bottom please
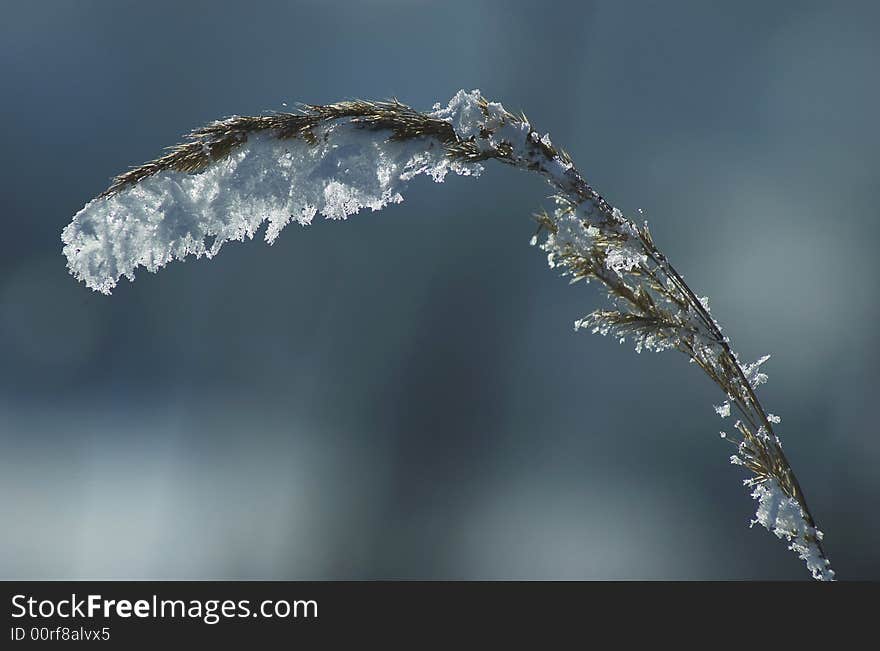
left=1, top=0, right=878, bottom=579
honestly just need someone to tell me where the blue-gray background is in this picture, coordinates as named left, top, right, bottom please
left=1, top=0, right=877, bottom=579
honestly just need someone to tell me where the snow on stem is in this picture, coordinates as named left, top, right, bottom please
left=62, top=90, right=833, bottom=580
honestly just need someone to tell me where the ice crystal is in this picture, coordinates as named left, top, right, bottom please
left=63, top=121, right=478, bottom=294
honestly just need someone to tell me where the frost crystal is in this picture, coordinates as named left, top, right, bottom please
left=604, top=244, right=648, bottom=276
left=63, top=120, right=479, bottom=294
left=741, top=354, right=771, bottom=389
left=714, top=402, right=731, bottom=418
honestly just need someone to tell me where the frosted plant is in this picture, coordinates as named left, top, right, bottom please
left=62, top=90, right=833, bottom=580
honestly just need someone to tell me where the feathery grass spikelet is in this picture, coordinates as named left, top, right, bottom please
left=63, top=90, right=834, bottom=579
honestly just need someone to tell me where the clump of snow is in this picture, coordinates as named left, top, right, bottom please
left=430, top=89, right=491, bottom=142
left=714, top=401, right=731, bottom=418
left=63, top=120, right=479, bottom=294
left=749, top=480, right=834, bottom=580
left=431, top=89, right=530, bottom=156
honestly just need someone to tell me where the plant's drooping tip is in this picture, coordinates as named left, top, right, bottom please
left=750, top=481, right=834, bottom=580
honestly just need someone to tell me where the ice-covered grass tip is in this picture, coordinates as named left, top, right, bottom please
left=62, top=101, right=483, bottom=295
left=62, top=90, right=834, bottom=580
